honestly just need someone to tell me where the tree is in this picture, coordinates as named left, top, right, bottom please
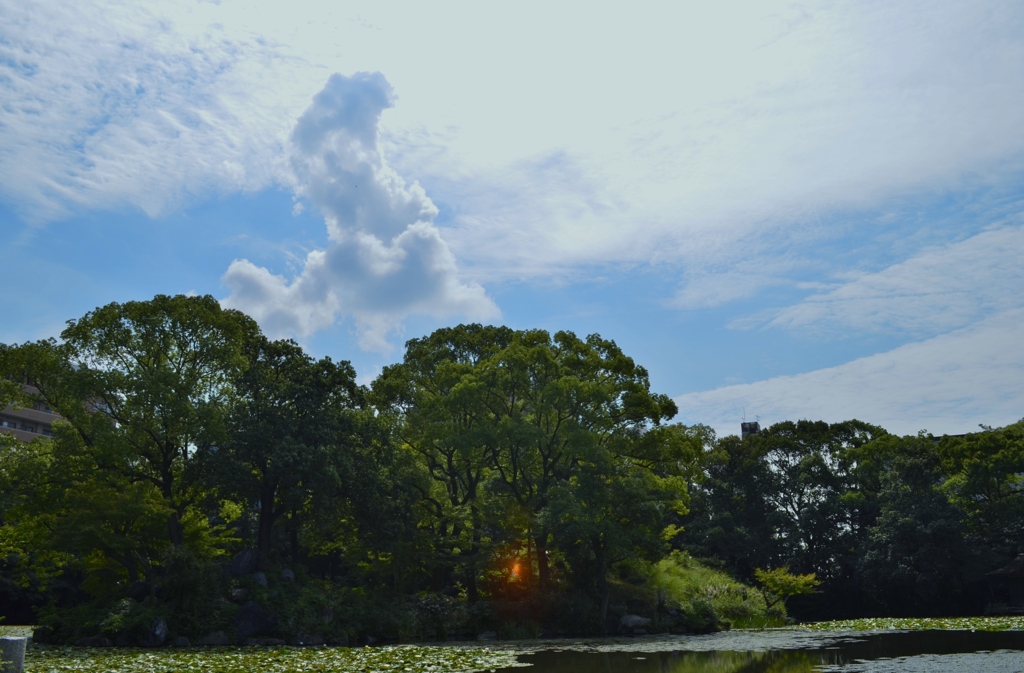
left=372, top=325, right=515, bottom=599
left=680, top=420, right=884, bottom=586
left=936, top=421, right=1024, bottom=563
left=754, top=566, right=820, bottom=615
left=218, top=336, right=362, bottom=569
left=1, top=298, right=259, bottom=600
left=678, top=432, right=782, bottom=581
left=544, top=423, right=703, bottom=624
left=56, top=294, right=259, bottom=547
left=374, top=325, right=691, bottom=604
left=0, top=375, right=70, bottom=617
left=480, top=329, right=680, bottom=591
left=856, top=433, right=977, bottom=614
left=754, top=420, right=885, bottom=581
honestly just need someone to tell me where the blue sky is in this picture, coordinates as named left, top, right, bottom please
left=2, top=1, right=1023, bottom=437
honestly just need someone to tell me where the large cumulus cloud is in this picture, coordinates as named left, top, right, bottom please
left=221, top=73, right=498, bottom=350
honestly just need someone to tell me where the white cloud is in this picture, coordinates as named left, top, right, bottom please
left=221, top=73, right=498, bottom=350
left=0, top=1, right=311, bottom=220
left=4, top=0, right=1024, bottom=349
left=6, top=0, right=1024, bottom=281
left=736, top=223, right=1024, bottom=336
left=675, top=309, right=1024, bottom=438
left=413, top=1, right=1024, bottom=281
left=288, top=73, right=438, bottom=241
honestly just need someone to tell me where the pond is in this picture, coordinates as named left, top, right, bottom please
left=495, top=629, right=1024, bottom=673
left=15, top=627, right=1024, bottom=672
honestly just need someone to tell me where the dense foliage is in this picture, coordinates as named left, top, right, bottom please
left=678, top=418, right=1024, bottom=619
left=0, top=296, right=708, bottom=643
left=1, top=294, right=1021, bottom=644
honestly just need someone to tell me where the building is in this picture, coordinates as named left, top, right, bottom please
left=741, top=421, right=760, bottom=439
left=0, top=384, right=59, bottom=442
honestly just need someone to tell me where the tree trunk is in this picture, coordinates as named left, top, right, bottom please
left=162, top=465, right=183, bottom=546
left=535, top=532, right=550, bottom=590
left=168, top=511, right=184, bottom=547
left=599, top=581, right=611, bottom=633
left=257, top=487, right=277, bottom=569
left=467, top=506, right=481, bottom=602
left=525, top=533, right=534, bottom=589
left=595, top=535, right=610, bottom=633
left=288, top=519, right=300, bottom=563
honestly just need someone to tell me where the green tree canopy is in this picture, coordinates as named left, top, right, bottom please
left=373, top=324, right=698, bottom=605
left=217, top=335, right=362, bottom=568
left=57, top=294, right=259, bottom=546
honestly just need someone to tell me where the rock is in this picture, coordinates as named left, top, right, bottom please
left=245, top=637, right=286, bottom=646
left=476, top=631, right=497, bottom=641
left=74, top=637, right=112, bottom=647
left=234, top=601, right=278, bottom=643
left=619, top=615, right=652, bottom=631
left=288, top=633, right=325, bottom=646
left=251, top=571, right=268, bottom=587
left=196, top=631, right=232, bottom=646
left=231, top=588, right=249, bottom=602
left=230, top=549, right=260, bottom=577
left=280, top=568, right=295, bottom=582
left=172, top=636, right=191, bottom=647
left=1, top=637, right=28, bottom=673
left=129, top=581, right=151, bottom=602
left=139, top=617, right=168, bottom=647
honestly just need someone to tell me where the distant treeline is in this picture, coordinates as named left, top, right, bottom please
left=679, top=417, right=1024, bottom=620
left=0, top=294, right=1020, bottom=643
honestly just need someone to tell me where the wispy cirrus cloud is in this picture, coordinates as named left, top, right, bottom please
left=677, top=308, right=1024, bottom=438
left=5, top=0, right=1024, bottom=285
left=0, top=1, right=312, bottom=221
left=419, top=1, right=1024, bottom=283
left=5, top=0, right=1024, bottom=365
left=733, top=223, right=1024, bottom=337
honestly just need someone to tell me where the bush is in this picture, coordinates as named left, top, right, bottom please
left=155, top=547, right=235, bottom=638
left=650, top=551, right=776, bottom=630
left=546, top=590, right=603, bottom=635
left=34, top=601, right=112, bottom=644
left=497, top=620, right=541, bottom=640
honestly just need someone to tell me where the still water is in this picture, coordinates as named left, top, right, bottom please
left=492, top=629, right=1024, bottom=673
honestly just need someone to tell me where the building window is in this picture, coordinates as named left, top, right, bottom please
left=0, top=419, right=16, bottom=429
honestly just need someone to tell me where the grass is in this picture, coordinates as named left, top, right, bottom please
left=649, top=552, right=780, bottom=629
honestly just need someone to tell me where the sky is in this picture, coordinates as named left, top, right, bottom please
left=2, top=0, right=1022, bottom=438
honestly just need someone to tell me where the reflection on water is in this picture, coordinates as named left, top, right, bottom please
left=507, top=649, right=818, bottom=673
left=496, top=630, right=1024, bottom=673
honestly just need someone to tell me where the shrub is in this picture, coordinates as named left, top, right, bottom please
left=650, top=551, right=777, bottom=630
